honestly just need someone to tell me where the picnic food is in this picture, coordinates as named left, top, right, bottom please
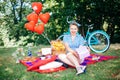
left=22, top=56, right=37, bottom=62
left=51, top=40, right=66, bottom=55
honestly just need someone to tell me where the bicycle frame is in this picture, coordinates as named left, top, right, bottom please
left=84, top=25, right=100, bottom=45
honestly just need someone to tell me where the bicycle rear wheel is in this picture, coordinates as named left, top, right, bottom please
left=88, top=30, right=110, bottom=53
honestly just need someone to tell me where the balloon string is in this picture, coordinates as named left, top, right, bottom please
left=41, top=32, right=51, bottom=44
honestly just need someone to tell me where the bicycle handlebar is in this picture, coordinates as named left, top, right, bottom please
left=85, top=24, right=94, bottom=29
left=88, top=24, right=94, bottom=27
left=85, top=24, right=94, bottom=27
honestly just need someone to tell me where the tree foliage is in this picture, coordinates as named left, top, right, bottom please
left=0, top=0, right=120, bottom=47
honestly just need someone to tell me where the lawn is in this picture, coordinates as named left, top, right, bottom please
left=0, top=44, right=120, bottom=80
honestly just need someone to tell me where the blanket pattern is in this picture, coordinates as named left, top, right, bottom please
left=20, top=54, right=118, bottom=73
left=81, top=54, right=118, bottom=65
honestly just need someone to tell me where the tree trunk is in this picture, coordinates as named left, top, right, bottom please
left=19, top=0, right=24, bottom=21
left=10, top=0, right=18, bottom=24
left=107, top=23, right=115, bottom=43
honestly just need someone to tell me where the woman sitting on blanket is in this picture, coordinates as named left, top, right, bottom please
left=58, top=21, right=90, bottom=75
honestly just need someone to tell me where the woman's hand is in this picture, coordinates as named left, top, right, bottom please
left=86, top=46, right=91, bottom=52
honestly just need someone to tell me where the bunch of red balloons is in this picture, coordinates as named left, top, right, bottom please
left=25, top=2, right=50, bottom=34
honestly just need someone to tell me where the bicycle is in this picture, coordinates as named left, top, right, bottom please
left=57, top=18, right=110, bottom=53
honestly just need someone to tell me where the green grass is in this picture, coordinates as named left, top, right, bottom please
left=0, top=44, right=120, bottom=80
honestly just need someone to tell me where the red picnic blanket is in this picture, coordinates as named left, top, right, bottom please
left=20, top=54, right=118, bottom=73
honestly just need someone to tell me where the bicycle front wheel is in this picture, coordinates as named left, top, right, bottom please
left=88, top=30, right=110, bottom=53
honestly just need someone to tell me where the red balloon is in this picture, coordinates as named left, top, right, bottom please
left=39, top=12, right=50, bottom=24
left=25, top=21, right=35, bottom=32
left=32, top=2, right=42, bottom=14
left=34, top=23, right=44, bottom=34
left=26, top=12, right=38, bottom=24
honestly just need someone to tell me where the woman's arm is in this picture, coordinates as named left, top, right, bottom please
left=64, top=42, right=80, bottom=60
left=64, top=42, right=76, bottom=54
left=64, top=43, right=72, bottom=52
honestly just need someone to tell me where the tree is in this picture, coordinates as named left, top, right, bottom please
left=0, top=0, right=120, bottom=47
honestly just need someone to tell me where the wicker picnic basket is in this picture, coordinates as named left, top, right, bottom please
left=51, top=40, right=66, bottom=55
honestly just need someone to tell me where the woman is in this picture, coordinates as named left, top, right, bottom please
left=58, top=21, right=90, bottom=75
